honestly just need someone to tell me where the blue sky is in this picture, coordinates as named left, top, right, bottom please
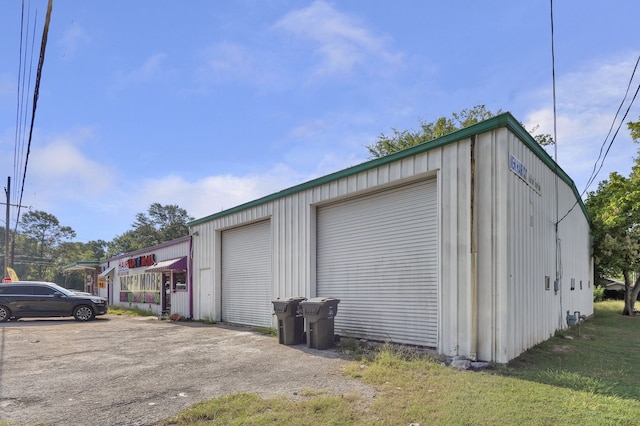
left=1, top=1, right=639, bottom=243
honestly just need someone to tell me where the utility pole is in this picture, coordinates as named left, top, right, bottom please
left=2, top=177, right=29, bottom=279
left=4, top=176, right=9, bottom=278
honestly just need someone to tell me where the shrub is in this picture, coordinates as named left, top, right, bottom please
left=593, top=285, right=605, bottom=302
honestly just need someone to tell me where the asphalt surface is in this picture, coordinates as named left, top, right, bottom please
left=0, top=314, right=373, bottom=425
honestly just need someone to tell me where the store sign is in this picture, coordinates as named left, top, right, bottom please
left=118, top=254, right=156, bottom=276
left=509, top=153, right=541, bottom=194
left=125, top=254, right=156, bottom=269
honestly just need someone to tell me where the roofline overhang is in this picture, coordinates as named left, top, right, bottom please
left=188, top=112, right=590, bottom=227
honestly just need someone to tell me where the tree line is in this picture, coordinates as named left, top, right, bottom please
left=1, top=203, right=193, bottom=289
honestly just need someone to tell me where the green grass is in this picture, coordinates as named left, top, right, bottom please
left=252, top=326, right=278, bottom=336
left=162, top=392, right=364, bottom=425
left=200, top=316, right=216, bottom=325
left=107, top=306, right=156, bottom=316
left=502, top=300, right=640, bottom=399
left=162, top=301, right=640, bottom=425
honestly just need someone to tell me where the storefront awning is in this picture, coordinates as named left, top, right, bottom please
left=145, top=257, right=187, bottom=273
left=99, top=265, right=116, bottom=277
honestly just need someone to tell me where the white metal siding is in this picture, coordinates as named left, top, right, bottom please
left=190, top=117, right=592, bottom=363
left=221, top=220, right=272, bottom=326
left=107, top=239, right=191, bottom=316
left=171, top=290, right=191, bottom=318
left=500, top=131, right=593, bottom=363
left=317, top=178, right=438, bottom=346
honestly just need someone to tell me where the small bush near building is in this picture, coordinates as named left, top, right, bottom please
left=108, top=306, right=156, bottom=316
left=593, top=285, right=605, bottom=302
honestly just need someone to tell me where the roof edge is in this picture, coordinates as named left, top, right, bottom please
left=190, top=112, right=589, bottom=226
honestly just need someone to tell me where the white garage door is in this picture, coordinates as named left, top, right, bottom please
left=317, top=178, right=438, bottom=347
left=221, top=220, right=272, bottom=327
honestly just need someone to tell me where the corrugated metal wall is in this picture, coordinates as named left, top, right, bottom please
left=316, top=179, right=438, bottom=346
left=190, top=118, right=592, bottom=362
left=221, top=220, right=272, bottom=326
left=107, top=239, right=191, bottom=317
left=191, top=147, right=446, bottom=331
left=473, top=129, right=593, bottom=363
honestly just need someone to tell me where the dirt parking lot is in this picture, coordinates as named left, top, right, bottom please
left=0, top=314, right=373, bottom=425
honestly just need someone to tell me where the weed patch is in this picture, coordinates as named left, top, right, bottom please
left=162, top=301, right=640, bottom=424
left=108, top=306, right=155, bottom=316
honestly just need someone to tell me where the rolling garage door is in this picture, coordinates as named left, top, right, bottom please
left=317, top=178, right=438, bottom=347
left=221, top=220, right=272, bottom=327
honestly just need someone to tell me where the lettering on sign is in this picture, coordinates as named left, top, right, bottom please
left=118, top=254, right=156, bottom=275
left=509, top=153, right=541, bottom=194
left=119, top=272, right=161, bottom=304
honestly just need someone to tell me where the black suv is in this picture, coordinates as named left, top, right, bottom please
left=0, top=281, right=108, bottom=322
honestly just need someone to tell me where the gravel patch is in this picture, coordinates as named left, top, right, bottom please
left=0, top=315, right=374, bottom=425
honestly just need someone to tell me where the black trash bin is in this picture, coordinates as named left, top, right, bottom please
left=300, top=297, right=340, bottom=349
left=272, top=297, right=307, bottom=345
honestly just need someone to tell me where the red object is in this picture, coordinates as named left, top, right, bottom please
left=2, top=277, right=12, bottom=283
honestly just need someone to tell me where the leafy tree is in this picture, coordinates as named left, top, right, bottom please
left=585, top=116, right=640, bottom=315
left=19, top=210, right=76, bottom=280
left=55, top=240, right=107, bottom=289
left=366, top=105, right=554, bottom=158
left=107, top=203, right=194, bottom=256
left=107, top=229, right=140, bottom=257
left=630, top=119, right=640, bottom=141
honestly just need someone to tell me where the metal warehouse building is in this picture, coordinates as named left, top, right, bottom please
left=189, top=113, right=593, bottom=363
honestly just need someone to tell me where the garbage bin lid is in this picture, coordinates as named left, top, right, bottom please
left=300, top=297, right=340, bottom=304
left=272, top=296, right=307, bottom=303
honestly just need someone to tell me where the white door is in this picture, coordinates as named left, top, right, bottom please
left=221, top=220, right=272, bottom=327
left=317, top=178, right=438, bottom=347
left=198, top=268, right=213, bottom=321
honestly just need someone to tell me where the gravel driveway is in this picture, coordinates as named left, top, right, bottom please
left=0, top=315, right=373, bottom=425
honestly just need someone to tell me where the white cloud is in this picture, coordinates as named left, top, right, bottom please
left=25, top=128, right=113, bottom=205
left=205, top=42, right=252, bottom=75
left=111, top=53, right=168, bottom=92
left=523, top=53, right=640, bottom=193
left=195, top=41, right=279, bottom=89
left=274, top=0, right=403, bottom=78
left=129, top=164, right=309, bottom=220
left=57, top=22, right=90, bottom=57
left=287, top=118, right=332, bottom=140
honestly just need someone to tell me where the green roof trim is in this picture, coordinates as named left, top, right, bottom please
left=62, top=260, right=101, bottom=272
left=189, top=112, right=588, bottom=226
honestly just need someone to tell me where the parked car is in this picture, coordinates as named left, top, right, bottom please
left=0, top=281, right=108, bottom=322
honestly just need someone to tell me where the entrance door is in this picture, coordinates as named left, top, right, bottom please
left=161, top=272, right=171, bottom=314
left=198, top=268, right=213, bottom=321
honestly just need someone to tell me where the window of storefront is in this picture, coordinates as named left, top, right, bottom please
left=174, top=271, right=187, bottom=291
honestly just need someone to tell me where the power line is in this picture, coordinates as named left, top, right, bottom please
left=557, top=55, right=640, bottom=224
left=14, top=0, right=53, bottom=233
left=550, top=0, right=563, bottom=329
left=582, top=56, right=640, bottom=193
left=12, top=1, right=38, bottom=219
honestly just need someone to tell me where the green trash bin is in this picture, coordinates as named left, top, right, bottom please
left=272, top=297, right=307, bottom=345
left=300, top=297, right=340, bottom=349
